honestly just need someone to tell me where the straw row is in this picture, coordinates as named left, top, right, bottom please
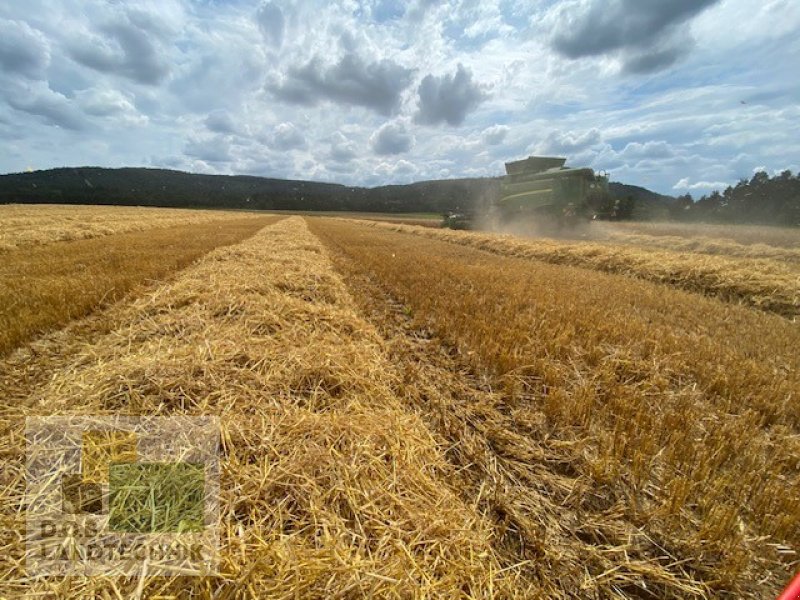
left=0, top=217, right=530, bottom=598
left=347, top=219, right=800, bottom=318
left=0, top=204, right=248, bottom=252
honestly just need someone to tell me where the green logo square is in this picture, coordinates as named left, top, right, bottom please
left=108, top=462, right=205, bottom=533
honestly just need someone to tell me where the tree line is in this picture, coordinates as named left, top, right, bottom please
left=0, top=167, right=669, bottom=220
left=671, top=170, right=800, bottom=225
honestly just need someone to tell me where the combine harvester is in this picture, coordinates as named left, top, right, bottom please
left=444, top=156, right=617, bottom=230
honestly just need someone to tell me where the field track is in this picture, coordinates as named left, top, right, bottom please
left=0, top=214, right=797, bottom=598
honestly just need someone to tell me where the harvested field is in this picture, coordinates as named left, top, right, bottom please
left=0, top=215, right=277, bottom=355
left=0, top=204, right=250, bottom=251
left=270, top=210, right=442, bottom=227
left=310, top=217, right=800, bottom=597
left=599, top=227, right=800, bottom=263
left=1, top=216, right=531, bottom=598
left=1, top=209, right=798, bottom=599
left=607, top=221, right=800, bottom=248
left=350, top=219, right=800, bottom=318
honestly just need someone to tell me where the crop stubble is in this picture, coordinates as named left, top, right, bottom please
left=1, top=212, right=797, bottom=598
left=0, top=217, right=530, bottom=598
left=348, top=219, right=800, bottom=318
left=0, top=215, right=276, bottom=355
left=309, top=216, right=800, bottom=598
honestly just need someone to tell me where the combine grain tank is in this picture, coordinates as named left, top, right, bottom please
left=495, top=156, right=611, bottom=226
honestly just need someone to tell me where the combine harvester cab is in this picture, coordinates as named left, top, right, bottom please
left=495, top=156, right=611, bottom=229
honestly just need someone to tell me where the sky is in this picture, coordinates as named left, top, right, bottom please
left=0, top=0, right=799, bottom=195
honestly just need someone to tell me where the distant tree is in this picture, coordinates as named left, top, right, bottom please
left=675, top=170, right=800, bottom=225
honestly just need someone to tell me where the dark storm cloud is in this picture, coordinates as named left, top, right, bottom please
left=551, top=0, right=720, bottom=73
left=67, top=13, right=170, bottom=85
left=256, top=2, right=285, bottom=48
left=414, top=64, right=487, bottom=126
left=370, top=121, right=413, bottom=155
left=268, top=53, right=414, bottom=116
left=0, top=19, right=50, bottom=79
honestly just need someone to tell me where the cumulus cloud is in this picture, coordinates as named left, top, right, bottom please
left=170, top=30, right=266, bottom=112
left=272, top=122, right=306, bottom=150
left=370, top=120, right=413, bottom=155
left=256, top=2, right=285, bottom=48
left=481, top=124, right=509, bottom=145
left=268, top=53, right=414, bottom=116
left=538, top=129, right=602, bottom=154
left=5, top=82, right=87, bottom=130
left=67, top=10, right=171, bottom=85
left=374, top=159, right=418, bottom=182
left=551, top=0, right=720, bottom=73
left=0, top=19, right=50, bottom=79
left=329, top=131, right=358, bottom=162
left=205, top=110, right=237, bottom=134
left=415, top=64, right=487, bottom=126
left=184, top=135, right=232, bottom=163
left=74, top=87, right=146, bottom=124
left=673, top=177, right=729, bottom=190
left=619, top=140, right=674, bottom=160
left=1, top=0, right=798, bottom=196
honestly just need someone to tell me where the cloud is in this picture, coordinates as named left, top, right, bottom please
left=205, top=110, right=237, bottom=134
left=268, top=53, right=414, bottom=116
left=256, top=2, right=285, bottom=48
left=8, top=88, right=88, bottom=131
left=622, top=34, right=692, bottom=74
left=538, top=129, right=602, bottom=154
left=329, top=131, right=358, bottom=162
left=170, top=25, right=267, bottom=112
left=414, top=64, right=487, bottom=126
left=370, top=120, right=413, bottom=155
left=272, top=122, right=306, bottom=150
left=0, top=19, right=50, bottom=79
left=406, top=0, right=440, bottom=22
left=619, top=140, right=674, bottom=160
left=1, top=0, right=798, bottom=196
left=481, top=124, right=509, bottom=145
left=74, top=87, right=146, bottom=124
left=184, top=135, right=232, bottom=163
left=374, top=159, right=418, bottom=182
left=673, top=177, right=729, bottom=191
left=67, top=10, right=171, bottom=85
left=551, top=0, right=720, bottom=73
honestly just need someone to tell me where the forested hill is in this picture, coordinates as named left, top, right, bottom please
left=0, top=167, right=500, bottom=214
left=0, top=166, right=676, bottom=217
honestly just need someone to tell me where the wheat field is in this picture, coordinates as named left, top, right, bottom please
left=0, top=208, right=797, bottom=598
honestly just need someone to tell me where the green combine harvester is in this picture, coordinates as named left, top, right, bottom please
left=443, top=156, right=615, bottom=230
left=495, top=156, right=611, bottom=227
